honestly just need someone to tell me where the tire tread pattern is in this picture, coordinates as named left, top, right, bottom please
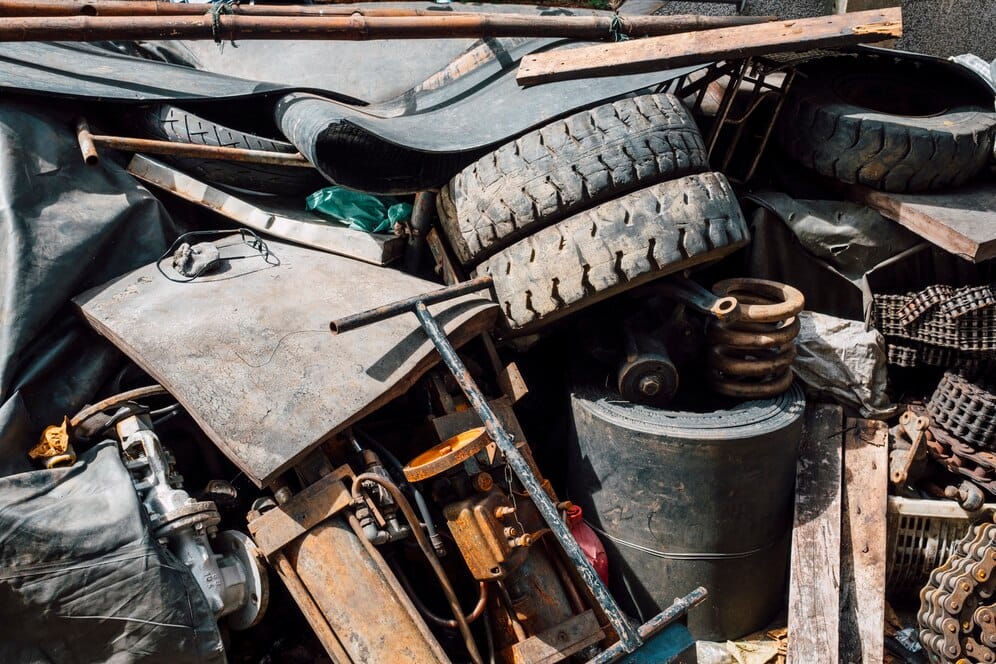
left=475, top=172, right=749, bottom=332
left=777, top=76, right=996, bottom=193
left=439, top=93, right=709, bottom=265
left=131, top=105, right=324, bottom=195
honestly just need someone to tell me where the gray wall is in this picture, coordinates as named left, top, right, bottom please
left=659, top=1, right=996, bottom=59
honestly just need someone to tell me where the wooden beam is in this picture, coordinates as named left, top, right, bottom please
left=846, top=183, right=996, bottom=264
left=516, top=8, right=902, bottom=86
left=835, top=0, right=900, bottom=14
left=787, top=404, right=844, bottom=664
left=839, top=419, right=888, bottom=664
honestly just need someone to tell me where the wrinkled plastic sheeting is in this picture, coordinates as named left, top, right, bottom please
left=793, top=311, right=896, bottom=419
left=0, top=101, right=178, bottom=477
left=0, top=442, right=224, bottom=663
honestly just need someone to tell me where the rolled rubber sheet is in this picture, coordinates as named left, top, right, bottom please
left=276, top=39, right=703, bottom=193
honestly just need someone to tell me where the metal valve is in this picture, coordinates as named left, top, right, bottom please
left=115, top=412, right=268, bottom=630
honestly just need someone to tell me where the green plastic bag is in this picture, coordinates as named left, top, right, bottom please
left=306, top=186, right=412, bottom=234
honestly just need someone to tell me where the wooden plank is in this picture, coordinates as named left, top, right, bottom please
left=516, top=8, right=902, bottom=86
left=787, top=403, right=844, bottom=664
left=835, top=0, right=900, bottom=13
left=839, top=418, right=888, bottom=664
left=128, top=154, right=404, bottom=266
left=846, top=182, right=996, bottom=263
left=74, top=238, right=497, bottom=486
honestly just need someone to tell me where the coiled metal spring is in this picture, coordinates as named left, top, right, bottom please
left=707, top=278, right=805, bottom=399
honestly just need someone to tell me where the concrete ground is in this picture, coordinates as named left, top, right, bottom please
left=657, top=0, right=996, bottom=59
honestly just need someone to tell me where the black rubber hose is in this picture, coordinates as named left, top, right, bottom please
left=355, top=428, right=446, bottom=557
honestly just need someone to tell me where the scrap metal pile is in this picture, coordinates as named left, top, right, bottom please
left=0, top=1, right=994, bottom=663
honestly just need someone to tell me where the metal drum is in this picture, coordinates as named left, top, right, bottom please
left=568, top=381, right=805, bottom=640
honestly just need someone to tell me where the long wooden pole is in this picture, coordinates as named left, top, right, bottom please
left=0, top=12, right=776, bottom=42
left=517, top=8, right=902, bottom=85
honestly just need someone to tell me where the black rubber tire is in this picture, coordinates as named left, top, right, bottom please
left=130, top=105, right=325, bottom=196
left=475, top=172, right=749, bottom=334
left=438, top=93, right=709, bottom=266
left=776, top=57, right=996, bottom=193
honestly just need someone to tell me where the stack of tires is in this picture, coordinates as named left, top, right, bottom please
left=436, top=93, right=751, bottom=335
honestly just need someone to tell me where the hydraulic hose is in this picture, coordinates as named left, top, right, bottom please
left=352, top=473, right=484, bottom=664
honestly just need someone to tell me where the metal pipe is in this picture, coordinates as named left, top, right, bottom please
left=331, top=291, right=707, bottom=657
left=396, top=565, right=488, bottom=629
left=405, top=190, right=436, bottom=275
left=0, top=0, right=486, bottom=17
left=70, top=384, right=168, bottom=428
left=0, top=13, right=777, bottom=42
left=75, top=117, right=98, bottom=166
left=586, top=587, right=709, bottom=664
left=329, top=276, right=493, bottom=334
left=352, top=473, right=484, bottom=664
left=75, top=118, right=311, bottom=168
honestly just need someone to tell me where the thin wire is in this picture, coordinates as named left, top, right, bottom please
left=155, top=228, right=278, bottom=283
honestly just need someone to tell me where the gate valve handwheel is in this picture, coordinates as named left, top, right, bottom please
left=403, top=427, right=490, bottom=483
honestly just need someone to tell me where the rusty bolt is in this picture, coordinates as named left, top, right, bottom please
left=473, top=472, right=494, bottom=492
left=509, top=534, right=533, bottom=548
left=639, top=375, right=662, bottom=396
left=494, top=506, right=516, bottom=519
left=503, top=526, right=520, bottom=538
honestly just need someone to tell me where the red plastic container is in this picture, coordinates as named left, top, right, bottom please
left=566, top=504, right=608, bottom=585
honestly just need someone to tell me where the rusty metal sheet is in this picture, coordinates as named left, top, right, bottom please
left=74, top=239, right=497, bottom=486
left=247, top=466, right=354, bottom=558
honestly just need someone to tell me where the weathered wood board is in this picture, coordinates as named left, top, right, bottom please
left=128, top=154, right=404, bottom=266
left=847, top=182, right=996, bottom=263
left=839, top=419, right=888, bottom=664
left=787, top=404, right=844, bottom=664
left=517, top=8, right=902, bottom=85
left=75, top=238, right=496, bottom=486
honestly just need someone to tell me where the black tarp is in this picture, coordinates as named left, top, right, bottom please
left=0, top=101, right=221, bottom=661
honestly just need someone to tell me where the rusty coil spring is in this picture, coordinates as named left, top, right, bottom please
left=706, top=278, right=804, bottom=399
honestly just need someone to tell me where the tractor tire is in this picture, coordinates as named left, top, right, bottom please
left=475, top=172, right=749, bottom=334
left=130, top=104, right=325, bottom=196
left=438, top=93, right=709, bottom=266
left=776, top=57, right=996, bottom=193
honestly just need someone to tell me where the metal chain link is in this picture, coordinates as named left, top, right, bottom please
left=918, top=518, right=996, bottom=663
left=928, top=373, right=996, bottom=449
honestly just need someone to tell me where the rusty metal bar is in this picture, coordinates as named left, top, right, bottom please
left=329, top=277, right=493, bottom=334
left=75, top=117, right=98, bottom=166
left=0, top=13, right=776, bottom=42
left=75, top=117, right=311, bottom=168
left=585, top=587, right=708, bottom=664
left=0, top=0, right=478, bottom=16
